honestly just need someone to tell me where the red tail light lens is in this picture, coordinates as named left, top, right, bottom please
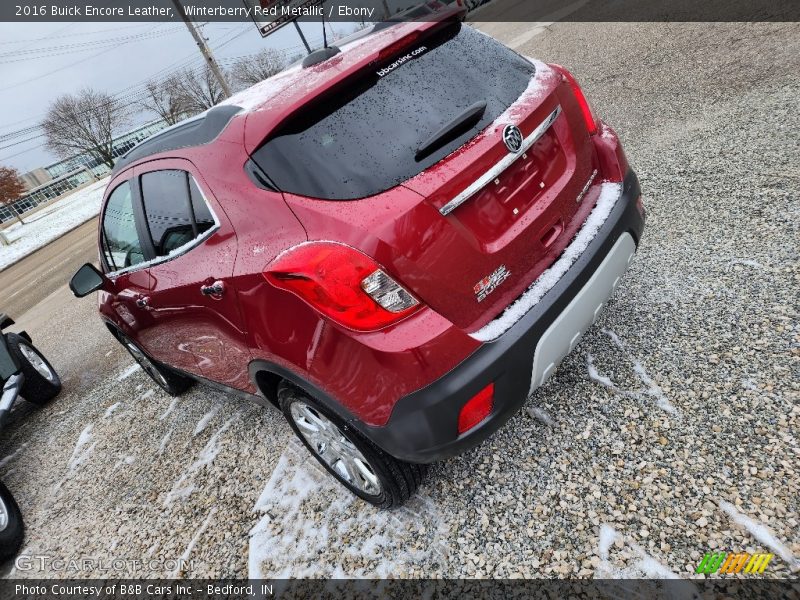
left=458, top=383, right=495, bottom=434
left=264, top=242, right=420, bottom=332
left=550, top=64, right=598, bottom=136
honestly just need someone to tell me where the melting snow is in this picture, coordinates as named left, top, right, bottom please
left=171, top=508, right=217, bottom=577
left=116, top=363, right=141, bottom=382
left=158, top=426, right=174, bottom=456
left=595, top=523, right=695, bottom=587
left=248, top=440, right=448, bottom=578
left=68, top=424, right=96, bottom=471
left=103, top=402, right=121, bottom=418
left=193, top=403, right=221, bottom=436
left=53, top=424, right=97, bottom=494
left=0, top=443, right=28, bottom=470
left=726, top=258, right=765, bottom=269
left=164, top=414, right=237, bottom=506
left=586, top=331, right=679, bottom=416
left=159, top=398, right=179, bottom=421
left=719, top=501, right=800, bottom=571
left=471, top=182, right=622, bottom=342
left=526, top=406, right=554, bottom=426
left=0, top=178, right=109, bottom=271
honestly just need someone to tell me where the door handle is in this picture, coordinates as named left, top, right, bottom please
left=200, top=281, right=225, bottom=297
left=135, top=296, right=150, bottom=308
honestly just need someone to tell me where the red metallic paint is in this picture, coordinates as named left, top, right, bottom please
left=94, top=14, right=633, bottom=429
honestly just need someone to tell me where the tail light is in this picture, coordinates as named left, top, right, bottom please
left=264, top=242, right=420, bottom=331
left=458, top=383, right=494, bottom=434
left=550, top=64, right=598, bottom=136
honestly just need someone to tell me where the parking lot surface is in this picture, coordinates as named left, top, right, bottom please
left=0, top=21, right=797, bottom=579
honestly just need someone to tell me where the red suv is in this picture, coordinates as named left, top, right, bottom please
left=70, top=9, right=645, bottom=508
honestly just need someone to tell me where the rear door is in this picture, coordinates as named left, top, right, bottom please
left=134, top=159, right=251, bottom=390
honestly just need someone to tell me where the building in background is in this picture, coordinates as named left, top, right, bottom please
left=1, top=120, right=167, bottom=224
left=18, top=167, right=52, bottom=191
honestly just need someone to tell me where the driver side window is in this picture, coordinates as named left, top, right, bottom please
left=102, top=181, right=145, bottom=271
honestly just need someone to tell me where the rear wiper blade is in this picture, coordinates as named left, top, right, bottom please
left=415, top=101, right=487, bottom=161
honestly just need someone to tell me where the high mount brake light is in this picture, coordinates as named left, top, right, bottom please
left=264, top=242, right=420, bottom=332
left=550, top=64, right=598, bottom=136
left=377, top=31, right=422, bottom=64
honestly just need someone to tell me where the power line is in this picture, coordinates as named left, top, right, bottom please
left=0, top=28, right=184, bottom=63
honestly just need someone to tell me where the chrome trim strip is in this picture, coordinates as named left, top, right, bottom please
left=439, top=105, right=562, bottom=217
left=107, top=174, right=221, bottom=279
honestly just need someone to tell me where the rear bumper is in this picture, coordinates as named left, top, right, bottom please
left=362, top=169, right=645, bottom=463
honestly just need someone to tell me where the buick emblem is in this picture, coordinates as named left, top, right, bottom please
left=503, top=125, right=524, bottom=154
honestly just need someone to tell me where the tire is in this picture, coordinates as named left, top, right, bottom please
left=278, top=382, right=426, bottom=509
left=0, top=480, right=24, bottom=563
left=118, top=334, right=192, bottom=397
left=5, top=334, right=61, bottom=405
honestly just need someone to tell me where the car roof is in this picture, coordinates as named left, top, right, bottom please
left=111, top=6, right=463, bottom=172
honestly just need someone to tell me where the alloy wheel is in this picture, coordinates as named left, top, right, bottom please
left=125, top=342, right=169, bottom=389
left=19, top=343, right=56, bottom=383
left=289, top=401, right=382, bottom=496
left=0, top=494, right=8, bottom=532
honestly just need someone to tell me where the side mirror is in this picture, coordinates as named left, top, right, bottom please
left=69, top=263, right=108, bottom=298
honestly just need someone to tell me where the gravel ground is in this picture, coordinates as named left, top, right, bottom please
left=1, top=22, right=798, bottom=580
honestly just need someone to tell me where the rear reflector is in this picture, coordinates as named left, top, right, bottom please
left=636, top=195, right=646, bottom=219
left=458, top=383, right=495, bottom=434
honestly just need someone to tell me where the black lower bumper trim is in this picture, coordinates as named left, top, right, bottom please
left=361, top=169, right=645, bottom=463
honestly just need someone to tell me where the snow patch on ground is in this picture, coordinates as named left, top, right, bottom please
left=164, top=413, right=238, bottom=506
left=116, top=363, right=141, bottom=381
left=103, top=402, right=121, bottom=418
left=471, top=182, right=622, bottom=342
left=719, top=501, right=800, bottom=571
left=139, top=390, right=154, bottom=401
left=193, top=403, right=221, bottom=436
left=172, top=508, right=216, bottom=577
left=526, top=406, right=554, bottom=427
left=52, top=424, right=96, bottom=494
left=159, top=397, right=179, bottom=421
left=0, top=178, right=109, bottom=270
left=248, top=440, right=449, bottom=578
left=586, top=330, right=679, bottom=416
left=595, top=523, right=695, bottom=588
left=112, top=455, right=136, bottom=471
left=158, top=426, right=174, bottom=456
left=0, top=443, right=28, bottom=470
left=726, top=258, right=765, bottom=269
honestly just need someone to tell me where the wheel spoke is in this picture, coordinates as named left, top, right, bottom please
left=289, top=400, right=382, bottom=496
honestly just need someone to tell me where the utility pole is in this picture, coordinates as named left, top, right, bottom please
left=171, top=0, right=232, bottom=98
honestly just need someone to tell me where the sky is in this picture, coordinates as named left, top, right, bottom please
left=0, top=19, right=360, bottom=173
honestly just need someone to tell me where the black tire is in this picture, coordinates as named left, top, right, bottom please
left=278, top=382, right=426, bottom=509
left=0, top=480, right=24, bottom=563
left=117, top=334, right=192, bottom=397
left=5, top=334, right=61, bottom=405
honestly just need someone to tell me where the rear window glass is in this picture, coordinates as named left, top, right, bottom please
left=251, top=23, right=535, bottom=200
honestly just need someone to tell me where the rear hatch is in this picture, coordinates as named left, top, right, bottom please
left=252, top=22, right=601, bottom=332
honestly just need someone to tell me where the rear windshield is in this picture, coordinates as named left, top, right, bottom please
left=251, top=23, right=535, bottom=200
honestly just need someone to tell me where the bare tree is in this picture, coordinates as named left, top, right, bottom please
left=42, top=88, right=128, bottom=170
left=0, top=166, right=28, bottom=225
left=140, top=74, right=189, bottom=126
left=178, top=66, right=228, bottom=113
left=230, top=49, right=287, bottom=89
